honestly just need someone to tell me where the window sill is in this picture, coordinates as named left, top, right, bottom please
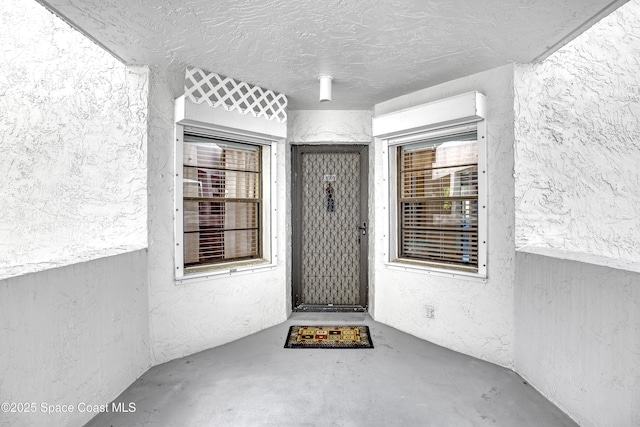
left=385, top=259, right=487, bottom=282
left=175, top=259, right=276, bottom=285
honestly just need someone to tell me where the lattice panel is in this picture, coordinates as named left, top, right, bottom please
left=300, top=153, right=361, bottom=305
left=185, top=67, right=288, bottom=123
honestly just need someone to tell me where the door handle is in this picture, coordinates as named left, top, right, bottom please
left=357, top=222, right=367, bottom=235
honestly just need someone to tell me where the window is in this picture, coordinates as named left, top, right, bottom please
left=176, top=127, right=274, bottom=279
left=373, top=92, right=487, bottom=278
left=183, top=134, right=262, bottom=268
left=397, top=130, right=479, bottom=271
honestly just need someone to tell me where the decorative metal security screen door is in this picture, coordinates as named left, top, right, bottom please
left=292, top=145, right=368, bottom=310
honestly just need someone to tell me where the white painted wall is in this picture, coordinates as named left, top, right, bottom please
left=288, top=110, right=373, bottom=143
left=514, top=0, right=640, bottom=262
left=147, top=66, right=288, bottom=364
left=0, top=250, right=150, bottom=427
left=515, top=248, right=640, bottom=427
left=0, top=0, right=148, bottom=280
left=512, top=3, right=640, bottom=425
left=0, top=3, right=151, bottom=426
left=372, top=65, right=516, bottom=368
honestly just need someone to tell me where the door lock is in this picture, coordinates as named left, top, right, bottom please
left=357, top=222, right=367, bottom=235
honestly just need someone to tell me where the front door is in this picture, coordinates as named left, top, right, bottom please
left=292, top=145, right=368, bottom=311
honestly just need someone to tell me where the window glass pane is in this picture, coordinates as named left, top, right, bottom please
left=185, top=229, right=259, bottom=265
left=183, top=168, right=259, bottom=199
left=183, top=134, right=262, bottom=268
left=398, top=132, right=479, bottom=269
left=184, top=137, right=259, bottom=172
left=402, top=200, right=478, bottom=231
left=401, top=166, right=478, bottom=199
left=184, top=201, right=258, bottom=232
left=401, top=229, right=478, bottom=264
left=401, top=134, right=476, bottom=171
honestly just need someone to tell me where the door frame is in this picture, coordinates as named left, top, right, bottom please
left=291, top=144, right=369, bottom=311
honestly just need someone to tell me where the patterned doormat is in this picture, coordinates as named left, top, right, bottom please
left=284, top=325, right=374, bottom=349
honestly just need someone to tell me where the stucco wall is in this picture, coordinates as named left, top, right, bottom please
left=288, top=110, right=373, bottom=144
left=0, top=0, right=148, bottom=280
left=0, top=3, right=150, bottom=425
left=371, top=64, right=516, bottom=368
left=512, top=3, right=640, bottom=425
left=515, top=248, right=640, bottom=427
left=0, top=250, right=150, bottom=427
left=514, top=0, right=640, bottom=262
left=147, top=66, right=288, bottom=364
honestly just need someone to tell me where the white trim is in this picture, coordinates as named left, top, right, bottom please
left=184, top=67, right=288, bottom=123
left=387, top=145, right=398, bottom=265
left=175, top=261, right=278, bottom=285
left=516, top=246, right=640, bottom=274
left=387, top=123, right=479, bottom=146
left=476, top=120, right=488, bottom=277
left=372, top=91, right=486, bottom=139
left=384, top=262, right=487, bottom=283
left=183, top=125, right=272, bottom=146
left=174, top=124, right=185, bottom=278
left=264, top=142, right=279, bottom=265
left=175, top=95, right=287, bottom=140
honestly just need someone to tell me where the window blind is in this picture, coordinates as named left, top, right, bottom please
left=398, top=132, right=479, bottom=270
left=183, top=135, right=261, bottom=267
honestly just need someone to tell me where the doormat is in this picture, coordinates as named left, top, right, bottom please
left=284, top=325, right=374, bottom=349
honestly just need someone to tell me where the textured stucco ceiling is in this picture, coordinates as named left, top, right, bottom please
left=38, top=0, right=628, bottom=110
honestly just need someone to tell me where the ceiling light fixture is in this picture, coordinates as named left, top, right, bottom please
left=318, top=76, right=333, bottom=102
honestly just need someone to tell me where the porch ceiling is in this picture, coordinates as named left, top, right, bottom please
left=37, top=0, right=627, bottom=110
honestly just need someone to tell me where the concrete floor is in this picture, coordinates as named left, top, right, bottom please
left=85, top=313, right=577, bottom=427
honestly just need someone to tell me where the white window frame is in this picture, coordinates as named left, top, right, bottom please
left=373, top=92, right=487, bottom=280
left=175, top=124, right=278, bottom=283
